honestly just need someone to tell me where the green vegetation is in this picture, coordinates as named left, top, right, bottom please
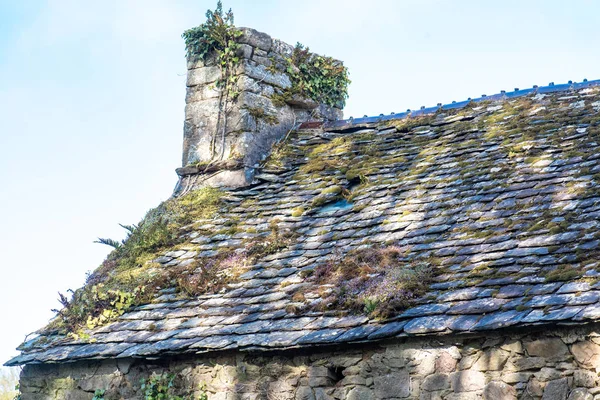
left=545, top=265, right=581, bottom=282
left=310, top=246, right=434, bottom=318
left=54, top=285, right=146, bottom=333
left=283, top=43, right=350, bottom=108
left=51, top=187, right=226, bottom=335
left=181, top=1, right=240, bottom=64
left=182, top=2, right=242, bottom=161
left=0, top=369, right=19, bottom=400
left=92, top=389, right=105, bottom=400
left=139, top=372, right=209, bottom=399
left=141, top=374, right=183, bottom=400
left=291, top=207, right=305, bottom=217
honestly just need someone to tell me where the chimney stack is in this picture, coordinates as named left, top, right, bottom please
left=175, top=26, right=345, bottom=192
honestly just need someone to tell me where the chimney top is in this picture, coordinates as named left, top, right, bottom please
left=176, top=8, right=348, bottom=193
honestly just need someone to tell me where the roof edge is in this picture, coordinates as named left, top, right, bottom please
left=301, top=78, right=600, bottom=131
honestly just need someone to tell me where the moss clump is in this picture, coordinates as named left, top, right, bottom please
left=310, top=246, right=434, bottom=318
left=322, top=185, right=342, bottom=195
left=311, top=195, right=330, bottom=208
left=244, top=106, right=279, bottom=125
left=545, top=265, right=581, bottom=282
left=291, top=207, right=305, bottom=217
left=299, top=158, right=342, bottom=175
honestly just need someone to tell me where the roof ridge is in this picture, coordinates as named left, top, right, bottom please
left=316, top=78, right=600, bottom=130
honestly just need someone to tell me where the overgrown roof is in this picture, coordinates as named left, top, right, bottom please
left=8, top=80, right=600, bottom=366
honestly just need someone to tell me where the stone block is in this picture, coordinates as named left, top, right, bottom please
left=186, top=84, right=220, bottom=103
left=501, top=340, right=524, bottom=354
left=422, top=373, right=450, bottom=391
left=295, top=386, right=315, bottom=400
left=413, top=352, right=437, bottom=376
left=239, top=60, right=291, bottom=89
left=253, top=55, right=272, bottom=68
left=340, top=375, right=366, bottom=386
left=346, top=386, right=372, bottom=400
left=238, top=27, right=272, bottom=51
left=436, top=351, right=459, bottom=373
left=573, top=370, right=596, bottom=388
left=501, top=372, right=533, bottom=383
left=472, top=349, right=510, bottom=371
left=187, top=66, right=221, bottom=86
left=525, top=338, right=569, bottom=359
left=374, top=372, right=411, bottom=399
left=571, top=341, right=600, bottom=368
left=506, top=356, right=546, bottom=371
left=314, top=388, right=333, bottom=400
left=483, top=381, right=517, bottom=400
left=451, top=370, right=487, bottom=392
left=236, top=43, right=253, bottom=59
left=536, top=367, right=563, bottom=382
left=526, top=378, right=545, bottom=397
left=542, top=378, right=570, bottom=400
left=568, top=388, right=593, bottom=400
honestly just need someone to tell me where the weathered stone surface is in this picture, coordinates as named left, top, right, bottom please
left=346, top=386, right=372, bottom=400
left=373, top=372, right=411, bottom=398
left=238, top=27, right=272, bottom=51
left=435, top=351, right=458, bottom=373
left=567, top=388, right=593, bottom=400
left=186, top=66, right=221, bottom=86
left=296, top=386, right=316, bottom=400
left=451, top=370, right=486, bottom=392
left=472, top=348, right=509, bottom=371
left=570, top=341, right=600, bottom=368
left=422, top=373, right=450, bottom=391
left=524, top=338, right=569, bottom=359
left=483, top=381, right=517, bottom=400
left=573, top=369, right=596, bottom=387
left=542, top=378, right=569, bottom=400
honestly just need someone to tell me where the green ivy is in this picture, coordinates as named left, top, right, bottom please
left=182, top=1, right=236, bottom=62
left=181, top=1, right=243, bottom=160
left=92, top=389, right=105, bottom=400
left=285, top=43, right=350, bottom=108
left=141, top=374, right=188, bottom=400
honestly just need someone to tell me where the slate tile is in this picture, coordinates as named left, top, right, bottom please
left=447, top=298, right=507, bottom=315
left=190, top=335, right=235, bottom=350
left=401, top=303, right=451, bottom=317
left=296, top=329, right=346, bottom=344
left=557, top=282, right=591, bottom=294
left=497, top=285, right=531, bottom=299
left=334, top=325, right=379, bottom=343
left=447, top=315, right=481, bottom=331
left=471, top=310, right=527, bottom=331
left=402, top=314, right=456, bottom=334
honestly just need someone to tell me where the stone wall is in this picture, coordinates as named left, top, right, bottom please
left=178, top=27, right=343, bottom=189
left=19, top=324, right=600, bottom=399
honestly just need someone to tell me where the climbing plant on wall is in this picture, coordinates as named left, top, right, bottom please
left=182, top=1, right=242, bottom=161
left=286, top=43, right=350, bottom=108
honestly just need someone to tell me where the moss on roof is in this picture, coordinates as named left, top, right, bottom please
left=9, top=84, right=600, bottom=366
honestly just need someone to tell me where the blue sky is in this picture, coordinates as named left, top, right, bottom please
left=0, top=0, right=598, bottom=368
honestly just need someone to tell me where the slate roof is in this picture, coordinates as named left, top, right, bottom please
left=8, top=80, right=600, bottom=366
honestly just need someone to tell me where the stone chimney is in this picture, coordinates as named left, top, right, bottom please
left=175, top=27, right=344, bottom=192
